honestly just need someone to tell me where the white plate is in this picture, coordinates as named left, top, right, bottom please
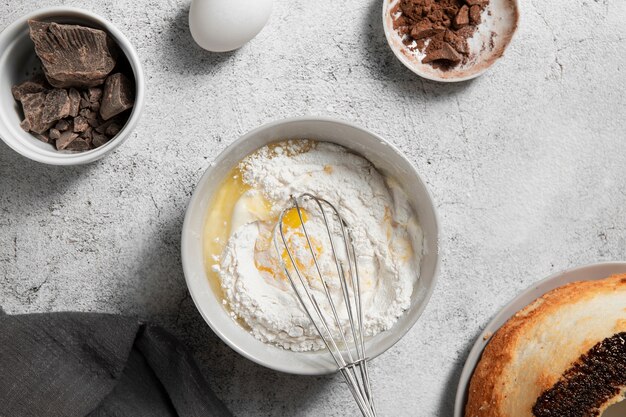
left=454, top=261, right=626, bottom=417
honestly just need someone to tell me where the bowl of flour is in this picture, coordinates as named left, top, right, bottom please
left=182, top=117, right=440, bottom=375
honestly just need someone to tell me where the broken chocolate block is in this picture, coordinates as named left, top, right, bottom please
left=11, top=76, right=49, bottom=101
left=454, top=5, right=470, bottom=28
left=410, top=20, right=444, bottom=40
left=423, top=43, right=462, bottom=64
left=105, top=122, right=122, bottom=137
left=33, top=133, right=50, bottom=143
left=20, top=92, right=54, bottom=134
left=28, top=20, right=117, bottom=88
left=100, top=73, right=134, bottom=120
left=80, top=126, right=93, bottom=140
left=55, top=119, right=70, bottom=131
left=445, top=30, right=469, bottom=54
left=92, top=131, right=110, bottom=148
left=49, top=128, right=61, bottom=140
left=42, top=89, right=71, bottom=125
left=469, top=5, right=482, bottom=25
left=86, top=87, right=102, bottom=103
left=65, top=137, right=91, bottom=151
left=465, top=0, right=488, bottom=6
left=73, top=116, right=90, bottom=133
left=55, top=129, right=79, bottom=150
left=68, top=88, right=81, bottom=117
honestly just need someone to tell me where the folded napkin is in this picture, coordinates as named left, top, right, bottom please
left=0, top=310, right=233, bottom=417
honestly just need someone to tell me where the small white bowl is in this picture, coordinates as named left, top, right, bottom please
left=454, top=261, right=626, bottom=417
left=182, top=117, right=440, bottom=375
left=382, top=0, right=520, bottom=82
left=0, top=7, right=145, bottom=165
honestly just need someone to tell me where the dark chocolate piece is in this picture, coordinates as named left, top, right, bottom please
left=423, top=42, right=462, bottom=64
left=454, top=5, right=470, bottom=28
left=100, top=73, right=134, bottom=120
left=55, top=129, right=79, bottom=150
left=28, top=20, right=117, bottom=88
left=42, top=89, right=71, bottom=125
left=410, top=20, right=444, bottom=40
left=20, top=92, right=53, bottom=134
left=105, top=122, right=122, bottom=137
left=92, top=131, right=110, bottom=148
left=49, top=128, right=61, bottom=140
left=65, top=137, right=91, bottom=151
left=465, top=0, right=488, bottom=6
left=86, top=87, right=102, bottom=103
left=73, top=116, right=90, bottom=133
left=11, top=76, right=49, bottom=101
left=469, top=5, right=482, bottom=25
left=55, top=119, right=70, bottom=132
left=68, top=88, right=81, bottom=117
left=33, top=133, right=50, bottom=143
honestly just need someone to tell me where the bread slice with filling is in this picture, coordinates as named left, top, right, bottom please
left=465, top=273, right=626, bottom=417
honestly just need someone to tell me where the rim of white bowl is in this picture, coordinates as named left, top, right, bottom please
left=381, top=0, right=520, bottom=83
left=453, top=261, right=626, bottom=416
left=182, top=116, right=441, bottom=375
left=0, top=6, right=145, bottom=165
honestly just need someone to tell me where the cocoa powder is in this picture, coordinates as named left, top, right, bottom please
left=392, top=0, right=489, bottom=69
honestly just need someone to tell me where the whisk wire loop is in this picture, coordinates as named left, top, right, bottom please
left=273, top=193, right=377, bottom=417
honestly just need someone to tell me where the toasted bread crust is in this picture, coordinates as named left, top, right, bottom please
left=465, top=274, right=626, bottom=417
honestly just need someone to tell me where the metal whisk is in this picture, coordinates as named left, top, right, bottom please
left=273, top=193, right=377, bottom=417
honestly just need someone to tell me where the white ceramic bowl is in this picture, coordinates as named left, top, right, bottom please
left=382, top=0, right=520, bottom=82
left=0, top=7, right=145, bottom=165
left=182, top=117, right=440, bottom=375
left=454, top=262, right=626, bottom=417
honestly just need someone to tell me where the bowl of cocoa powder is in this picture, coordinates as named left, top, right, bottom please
left=0, top=7, right=145, bottom=164
left=383, top=0, right=519, bottom=82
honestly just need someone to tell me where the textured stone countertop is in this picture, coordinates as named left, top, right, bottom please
left=1, top=0, right=625, bottom=416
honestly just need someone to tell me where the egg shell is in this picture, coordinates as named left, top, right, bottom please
left=189, top=0, right=273, bottom=52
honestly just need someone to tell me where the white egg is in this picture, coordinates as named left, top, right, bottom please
left=189, top=0, right=273, bottom=52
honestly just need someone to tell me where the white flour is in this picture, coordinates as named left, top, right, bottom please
left=215, top=140, right=423, bottom=351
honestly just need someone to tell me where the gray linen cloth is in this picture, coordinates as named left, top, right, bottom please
left=0, top=310, right=232, bottom=417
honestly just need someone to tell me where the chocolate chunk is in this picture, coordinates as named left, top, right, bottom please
left=445, top=30, right=469, bottom=54
left=469, top=5, right=482, bottom=25
left=42, top=89, right=71, bottom=125
left=33, top=133, right=50, bottom=143
left=20, top=119, right=31, bottom=132
left=55, top=129, right=79, bottom=150
left=73, top=116, right=90, bottom=133
left=55, top=119, right=70, bottom=131
left=80, top=126, right=93, bottom=139
left=454, top=5, right=470, bottom=28
left=465, top=0, right=488, bottom=6
left=95, top=116, right=121, bottom=134
left=87, top=87, right=102, bottom=103
left=100, top=73, right=134, bottom=120
left=20, top=92, right=53, bottom=134
left=28, top=20, right=117, bottom=88
left=410, top=20, right=444, bottom=40
left=68, top=88, right=81, bottom=117
left=105, top=122, right=122, bottom=137
left=11, top=76, right=49, bottom=101
left=423, top=42, right=462, bottom=64
left=49, top=128, right=61, bottom=140
left=92, top=131, right=110, bottom=148
left=80, top=108, right=98, bottom=120
left=65, top=137, right=91, bottom=151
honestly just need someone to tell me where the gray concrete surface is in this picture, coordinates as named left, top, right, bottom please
left=1, top=0, right=626, bottom=416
